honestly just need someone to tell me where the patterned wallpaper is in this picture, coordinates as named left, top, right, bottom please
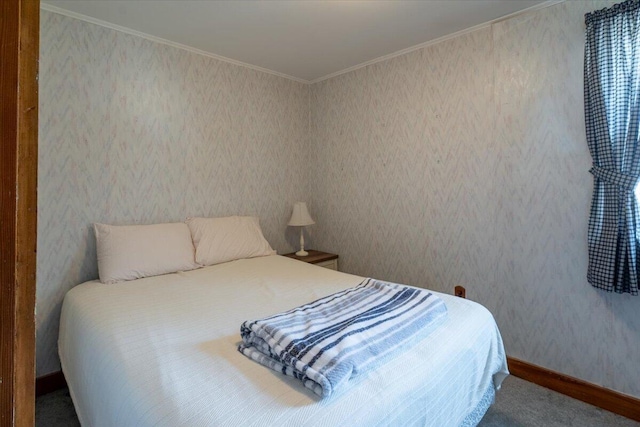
left=309, top=0, right=640, bottom=399
left=38, top=11, right=309, bottom=375
left=38, top=0, right=640, bottom=400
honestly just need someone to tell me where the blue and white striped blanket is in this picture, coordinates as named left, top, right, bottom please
left=238, top=278, right=448, bottom=398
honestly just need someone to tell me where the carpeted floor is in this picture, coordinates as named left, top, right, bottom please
left=480, top=377, right=640, bottom=427
left=36, top=376, right=640, bottom=426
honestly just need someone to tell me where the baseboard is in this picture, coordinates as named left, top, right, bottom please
left=36, top=371, right=67, bottom=397
left=507, top=357, right=640, bottom=422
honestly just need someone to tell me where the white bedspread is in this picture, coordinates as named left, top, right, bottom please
left=59, top=255, right=508, bottom=426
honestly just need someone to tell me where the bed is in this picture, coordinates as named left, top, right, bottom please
left=59, top=253, right=508, bottom=426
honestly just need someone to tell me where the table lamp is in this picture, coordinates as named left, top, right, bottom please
left=288, top=202, right=315, bottom=256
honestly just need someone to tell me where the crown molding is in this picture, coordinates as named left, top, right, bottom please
left=39, top=3, right=309, bottom=85
left=41, top=0, right=564, bottom=86
left=309, top=0, right=565, bottom=84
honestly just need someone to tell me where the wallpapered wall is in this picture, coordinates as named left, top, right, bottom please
left=38, top=11, right=309, bottom=375
left=310, top=0, right=640, bottom=398
left=39, top=1, right=640, bottom=399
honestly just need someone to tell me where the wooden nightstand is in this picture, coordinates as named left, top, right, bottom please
left=282, top=250, right=339, bottom=271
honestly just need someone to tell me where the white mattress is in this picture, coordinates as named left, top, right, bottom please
left=59, top=255, right=508, bottom=426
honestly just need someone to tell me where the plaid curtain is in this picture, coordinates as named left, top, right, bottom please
left=585, top=0, right=640, bottom=295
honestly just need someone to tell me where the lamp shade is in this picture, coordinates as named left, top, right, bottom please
left=288, top=202, right=315, bottom=227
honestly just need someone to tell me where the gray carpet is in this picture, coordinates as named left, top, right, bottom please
left=479, top=377, right=639, bottom=427
left=36, top=376, right=640, bottom=426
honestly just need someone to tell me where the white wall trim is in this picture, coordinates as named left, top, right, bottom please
left=308, top=0, right=565, bottom=84
left=41, top=0, right=564, bottom=86
left=39, top=3, right=309, bottom=85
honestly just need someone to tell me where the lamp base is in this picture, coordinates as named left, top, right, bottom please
left=295, top=249, right=309, bottom=257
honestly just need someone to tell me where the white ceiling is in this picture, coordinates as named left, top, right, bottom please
left=42, top=0, right=551, bottom=83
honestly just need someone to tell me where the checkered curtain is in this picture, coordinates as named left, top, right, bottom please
left=585, top=0, right=640, bottom=295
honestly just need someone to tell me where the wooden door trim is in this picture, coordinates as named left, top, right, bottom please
left=1, top=0, right=39, bottom=425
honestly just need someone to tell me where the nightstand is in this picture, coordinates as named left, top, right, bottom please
left=282, top=250, right=339, bottom=271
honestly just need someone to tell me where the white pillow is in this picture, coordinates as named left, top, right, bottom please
left=186, top=216, right=276, bottom=266
left=94, top=222, right=199, bottom=284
